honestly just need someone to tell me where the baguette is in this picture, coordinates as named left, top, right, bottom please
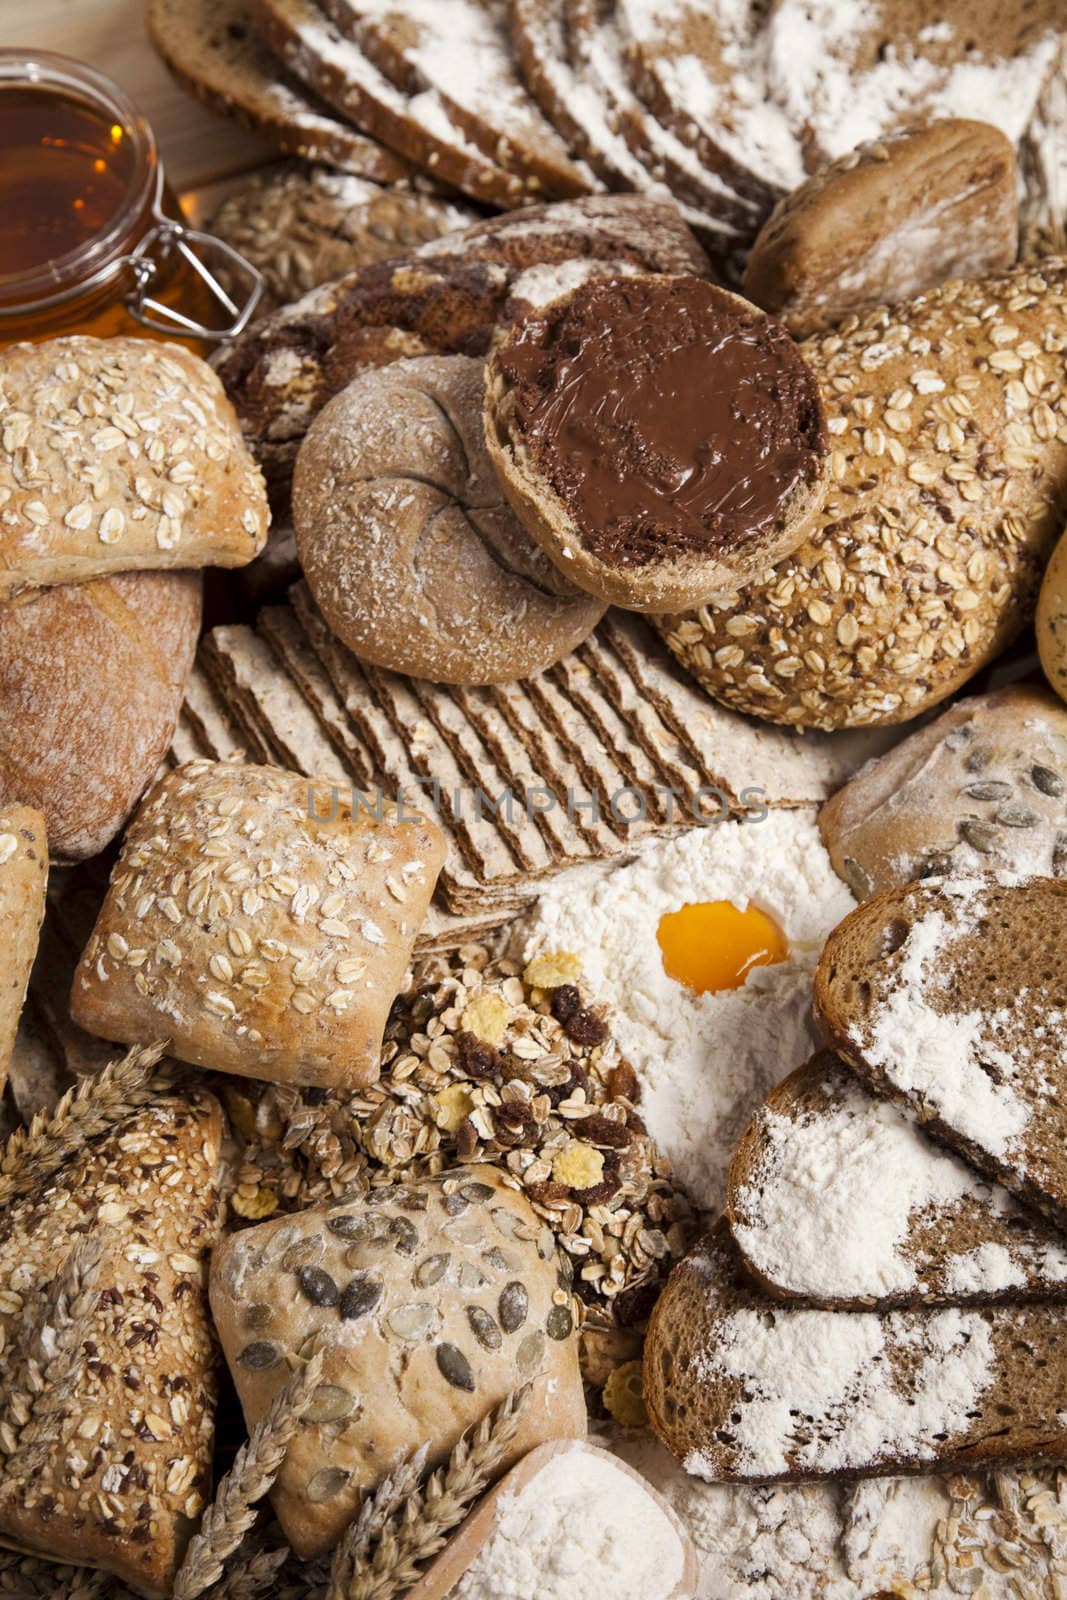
left=814, top=875, right=1067, bottom=1232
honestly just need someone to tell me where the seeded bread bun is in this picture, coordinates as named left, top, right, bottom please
left=656, top=259, right=1067, bottom=729
left=210, top=1166, right=586, bottom=1558
left=818, top=684, right=1067, bottom=898
left=0, top=806, right=47, bottom=1095
left=742, top=120, right=1019, bottom=337
left=71, top=759, right=446, bottom=1089
left=0, top=571, right=202, bottom=862
left=813, top=875, right=1067, bottom=1233
left=644, top=1219, right=1067, bottom=1483
left=293, top=354, right=606, bottom=684
left=0, top=337, right=268, bottom=598
left=484, top=273, right=829, bottom=612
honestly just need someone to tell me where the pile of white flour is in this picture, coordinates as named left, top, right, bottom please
left=521, top=810, right=855, bottom=1212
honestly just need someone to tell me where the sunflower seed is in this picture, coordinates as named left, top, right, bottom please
left=415, top=1253, right=450, bottom=1288
left=298, top=1266, right=340, bottom=1308
left=499, top=1282, right=529, bottom=1333
left=390, top=1217, right=419, bottom=1256
left=328, top=1214, right=368, bottom=1241
left=467, top=1306, right=503, bottom=1351
left=961, top=781, right=1013, bottom=801
left=995, top=805, right=1039, bottom=828
left=436, top=1342, right=475, bottom=1391
left=964, top=743, right=994, bottom=772
left=1031, top=764, right=1064, bottom=797
left=443, top=1192, right=469, bottom=1217
left=339, top=1275, right=384, bottom=1321
left=483, top=1247, right=512, bottom=1273
left=959, top=818, right=1000, bottom=854
left=237, top=1341, right=280, bottom=1370
left=546, top=1305, right=574, bottom=1340
left=461, top=1182, right=495, bottom=1203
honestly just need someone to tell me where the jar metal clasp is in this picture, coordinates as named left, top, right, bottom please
left=121, top=179, right=264, bottom=341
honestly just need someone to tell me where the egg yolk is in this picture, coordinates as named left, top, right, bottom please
left=656, top=900, right=788, bottom=995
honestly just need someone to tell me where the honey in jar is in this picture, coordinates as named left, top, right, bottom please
left=0, top=51, right=262, bottom=347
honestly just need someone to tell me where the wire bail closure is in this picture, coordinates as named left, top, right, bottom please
left=122, top=184, right=264, bottom=342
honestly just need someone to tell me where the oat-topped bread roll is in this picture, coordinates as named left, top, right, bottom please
left=814, top=875, right=1067, bottom=1232
left=0, top=1092, right=223, bottom=1594
left=210, top=1166, right=586, bottom=1558
left=0, top=806, right=46, bottom=1094
left=644, top=1220, right=1067, bottom=1483
left=0, top=337, right=268, bottom=598
left=293, top=354, right=605, bottom=684
left=0, top=571, right=202, bottom=862
left=818, top=684, right=1067, bottom=898
left=657, top=259, right=1067, bottom=728
left=484, top=274, right=829, bottom=612
left=742, top=120, right=1019, bottom=337
left=71, top=759, right=446, bottom=1088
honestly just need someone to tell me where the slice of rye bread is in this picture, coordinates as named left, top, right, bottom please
left=508, top=0, right=746, bottom=276
left=614, top=0, right=803, bottom=208
left=212, top=194, right=711, bottom=493
left=643, top=1218, right=1067, bottom=1484
left=727, top=1052, right=1067, bottom=1309
left=254, top=0, right=532, bottom=207
left=146, top=0, right=411, bottom=182
left=562, top=0, right=763, bottom=237
left=315, top=0, right=591, bottom=199
left=813, top=876, right=1067, bottom=1234
left=653, top=258, right=1067, bottom=732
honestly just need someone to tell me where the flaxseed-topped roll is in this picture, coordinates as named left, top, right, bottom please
left=483, top=274, right=828, bottom=612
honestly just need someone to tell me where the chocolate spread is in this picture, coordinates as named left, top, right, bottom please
left=496, top=276, right=826, bottom=568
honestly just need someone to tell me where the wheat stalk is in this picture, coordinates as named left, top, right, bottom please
left=199, top=1545, right=291, bottom=1600
left=173, top=1347, right=327, bottom=1600
left=0, top=1044, right=171, bottom=1209
left=327, top=1447, right=429, bottom=1600
left=2, top=1234, right=104, bottom=1488
left=341, top=1384, right=531, bottom=1600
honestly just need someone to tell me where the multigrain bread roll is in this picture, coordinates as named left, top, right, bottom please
left=484, top=273, right=829, bottom=611
left=293, top=354, right=606, bottom=684
left=210, top=1167, right=586, bottom=1558
left=0, top=337, right=268, bottom=597
left=0, top=571, right=202, bottom=861
left=656, top=260, right=1067, bottom=729
left=818, top=684, right=1067, bottom=897
left=71, top=759, right=446, bottom=1088
left=742, top=120, right=1018, bottom=336
left=0, top=806, right=47, bottom=1094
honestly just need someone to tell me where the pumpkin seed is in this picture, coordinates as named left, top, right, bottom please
left=398, top=1191, right=429, bottom=1212
left=328, top=1214, right=367, bottom=1241
left=499, top=1281, right=528, bottom=1334
left=995, top=804, right=1039, bottom=828
left=281, top=1234, right=324, bottom=1270
left=306, top=1467, right=350, bottom=1503
left=415, top=1253, right=450, bottom=1288
left=958, top=818, right=1000, bottom=854
left=305, top=1384, right=355, bottom=1424
left=443, top=1192, right=469, bottom=1218
left=388, top=1302, right=438, bottom=1341
left=517, top=1331, right=545, bottom=1373
left=840, top=855, right=873, bottom=900
left=1032, top=764, right=1064, bottom=797
left=483, top=1247, right=511, bottom=1273
left=238, top=1341, right=280, bottom=1370
left=243, top=1303, right=273, bottom=1331
left=458, top=1261, right=487, bottom=1291
left=298, top=1266, right=340, bottom=1308
left=366, top=1186, right=402, bottom=1206
left=461, top=1182, right=495, bottom=1203
left=339, top=1274, right=384, bottom=1321
left=546, top=1305, right=574, bottom=1340
left=390, top=1217, right=419, bottom=1257
left=436, top=1342, right=475, bottom=1391
left=467, top=1306, right=502, bottom=1351
left=961, top=780, right=1012, bottom=801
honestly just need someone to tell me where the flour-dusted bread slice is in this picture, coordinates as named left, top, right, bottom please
left=644, top=1220, right=1067, bottom=1483
left=0, top=571, right=202, bottom=863
left=316, top=0, right=591, bottom=199
left=0, top=807, right=47, bottom=1096
left=256, top=0, right=532, bottom=208
left=0, top=1092, right=224, bottom=1594
left=818, top=684, right=1067, bottom=900
left=656, top=259, right=1067, bottom=730
left=210, top=1166, right=586, bottom=1558
left=70, top=758, right=446, bottom=1089
left=0, top=338, right=267, bottom=597
left=485, top=273, right=828, bottom=612
left=743, top=121, right=1019, bottom=337
left=814, top=875, right=1067, bottom=1232
left=405, top=1439, right=698, bottom=1600
left=293, top=354, right=605, bottom=684
left=146, top=0, right=411, bottom=181
left=206, top=162, right=476, bottom=315
left=728, top=1053, right=1067, bottom=1308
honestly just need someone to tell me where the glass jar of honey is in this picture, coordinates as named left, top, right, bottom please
left=0, top=50, right=263, bottom=348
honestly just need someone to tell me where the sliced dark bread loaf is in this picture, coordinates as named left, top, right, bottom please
left=147, top=0, right=411, bottom=182
left=728, top=1052, right=1067, bottom=1308
left=644, top=1219, right=1067, bottom=1482
left=814, top=876, right=1067, bottom=1233
left=317, top=0, right=591, bottom=198
left=255, top=0, right=531, bottom=207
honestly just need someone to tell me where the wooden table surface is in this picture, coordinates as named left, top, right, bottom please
left=3, top=0, right=276, bottom=196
